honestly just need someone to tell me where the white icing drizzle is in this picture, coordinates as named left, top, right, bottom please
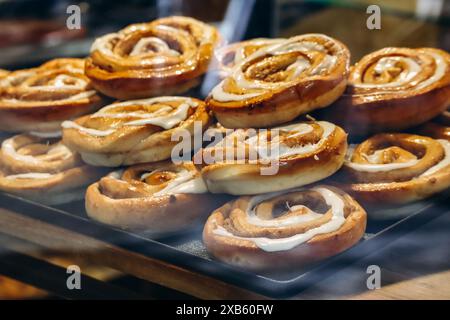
left=62, top=97, right=198, bottom=137
left=125, top=103, right=192, bottom=128
left=245, top=190, right=323, bottom=227
left=217, top=38, right=285, bottom=74
left=5, top=172, right=54, bottom=180
left=2, top=137, right=72, bottom=164
left=141, top=169, right=207, bottom=196
left=211, top=34, right=341, bottom=102
left=0, top=62, right=96, bottom=105
left=420, top=140, right=450, bottom=176
left=90, top=19, right=215, bottom=59
left=212, top=187, right=346, bottom=252
left=345, top=139, right=450, bottom=175
left=129, top=37, right=180, bottom=57
left=355, top=52, right=447, bottom=91
left=61, top=121, right=115, bottom=137
left=345, top=146, right=419, bottom=172
left=245, top=121, right=335, bottom=160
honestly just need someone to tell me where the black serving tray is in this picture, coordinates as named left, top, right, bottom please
left=0, top=190, right=448, bottom=298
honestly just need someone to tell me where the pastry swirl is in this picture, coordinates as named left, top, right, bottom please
left=85, top=16, right=221, bottom=99
left=198, top=120, right=347, bottom=195
left=340, top=133, right=450, bottom=204
left=207, top=34, right=350, bottom=128
left=0, top=133, right=105, bottom=205
left=215, top=38, right=284, bottom=78
left=62, top=96, right=211, bottom=166
left=0, top=59, right=106, bottom=133
left=86, top=161, right=225, bottom=234
left=323, top=48, right=450, bottom=135
left=203, top=186, right=366, bottom=270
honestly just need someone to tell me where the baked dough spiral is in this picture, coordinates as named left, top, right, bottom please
left=203, top=185, right=366, bottom=271
left=323, top=48, right=450, bottom=135
left=0, top=133, right=105, bottom=205
left=86, top=161, right=225, bottom=235
left=198, top=120, right=347, bottom=195
left=85, top=16, right=221, bottom=100
left=0, top=59, right=106, bottom=133
left=339, top=133, right=450, bottom=204
left=207, top=34, right=350, bottom=128
left=215, top=38, right=284, bottom=78
left=62, top=96, right=211, bottom=166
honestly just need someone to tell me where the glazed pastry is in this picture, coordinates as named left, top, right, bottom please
left=0, top=69, right=8, bottom=78
left=62, top=96, right=211, bottom=167
left=203, top=185, right=366, bottom=271
left=322, top=48, right=450, bottom=135
left=197, top=121, right=347, bottom=195
left=215, top=38, right=284, bottom=77
left=207, top=34, right=350, bottom=128
left=0, top=58, right=106, bottom=133
left=339, top=133, right=450, bottom=204
left=85, top=16, right=221, bottom=100
left=0, top=133, right=106, bottom=205
left=86, top=161, right=226, bottom=235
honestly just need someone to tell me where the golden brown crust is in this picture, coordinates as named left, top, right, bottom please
left=336, top=133, right=450, bottom=204
left=85, top=161, right=227, bottom=235
left=322, top=48, right=450, bottom=136
left=207, top=34, right=350, bottom=128
left=0, top=133, right=106, bottom=205
left=0, top=59, right=107, bottom=133
left=197, top=121, right=348, bottom=195
left=85, top=16, right=221, bottom=100
left=203, top=186, right=366, bottom=271
left=62, top=97, right=212, bottom=167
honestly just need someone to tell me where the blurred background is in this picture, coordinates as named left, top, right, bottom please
left=0, top=0, right=448, bottom=69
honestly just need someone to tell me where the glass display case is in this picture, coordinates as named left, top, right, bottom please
left=0, top=0, right=449, bottom=300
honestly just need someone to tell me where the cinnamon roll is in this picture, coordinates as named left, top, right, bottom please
left=85, top=16, right=221, bottom=100
left=207, top=34, right=350, bottom=128
left=215, top=38, right=284, bottom=78
left=197, top=121, right=347, bottom=195
left=0, top=133, right=105, bottom=205
left=339, top=133, right=450, bottom=204
left=62, top=96, right=211, bottom=167
left=323, top=48, right=450, bottom=135
left=86, top=161, right=225, bottom=235
left=203, top=186, right=366, bottom=271
left=0, top=59, right=106, bottom=133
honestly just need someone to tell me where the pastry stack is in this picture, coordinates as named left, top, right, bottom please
left=0, top=16, right=449, bottom=272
